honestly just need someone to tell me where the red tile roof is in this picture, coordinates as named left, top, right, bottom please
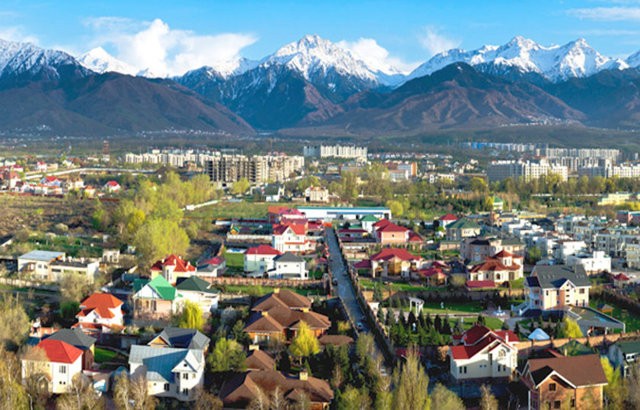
left=450, top=325, right=518, bottom=360
left=371, top=248, right=420, bottom=262
left=408, top=232, right=423, bottom=242
left=614, top=273, right=630, bottom=281
left=439, top=213, right=458, bottom=221
left=470, top=259, right=521, bottom=273
left=78, top=293, right=122, bottom=319
left=354, top=259, right=372, bottom=269
left=201, top=256, right=224, bottom=266
left=246, top=245, right=282, bottom=256
left=376, top=222, right=409, bottom=233
left=493, top=250, right=522, bottom=259
left=150, top=254, right=196, bottom=273
left=37, top=339, right=83, bottom=364
left=373, top=219, right=392, bottom=229
left=273, top=224, right=306, bottom=236
left=105, top=180, right=120, bottom=187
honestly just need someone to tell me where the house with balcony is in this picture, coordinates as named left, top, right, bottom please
left=468, top=250, right=524, bottom=286
left=524, top=266, right=590, bottom=312
left=75, top=293, right=124, bottom=333
left=21, top=339, right=83, bottom=394
left=369, top=248, right=422, bottom=278
left=244, top=244, right=282, bottom=275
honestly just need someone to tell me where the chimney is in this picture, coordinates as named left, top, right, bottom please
left=273, top=288, right=280, bottom=294
left=299, top=371, right=308, bottom=381
left=249, top=344, right=260, bottom=351
left=261, top=311, right=269, bottom=317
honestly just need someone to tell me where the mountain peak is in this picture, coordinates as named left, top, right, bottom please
left=78, top=47, right=137, bottom=75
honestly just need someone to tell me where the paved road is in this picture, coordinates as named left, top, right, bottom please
left=325, top=227, right=390, bottom=370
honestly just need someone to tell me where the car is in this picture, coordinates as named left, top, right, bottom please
left=332, top=278, right=338, bottom=285
left=356, top=321, right=365, bottom=331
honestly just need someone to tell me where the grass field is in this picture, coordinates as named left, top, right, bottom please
left=94, top=347, right=118, bottom=363
left=223, top=251, right=245, bottom=269
left=359, top=278, right=438, bottom=293
left=188, top=201, right=272, bottom=220
left=589, top=296, right=640, bottom=332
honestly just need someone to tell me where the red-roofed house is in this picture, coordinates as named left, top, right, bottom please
left=448, top=324, right=518, bottom=381
left=40, top=175, right=61, bottom=187
left=468, top=250, right=524, bottom=285
left=75, top=292, right=124, bottom=332
left=22, top=339, right=83, bottom=393
left=272, top=224, right=311, bottom=254
left=370, top=248, right=422, bottom=278
left=375, top=221, right=412, bottom=245
left=244, top=244, right=282, bottom=274
left=438, top=213, right=459, bottom=228
left=613, top=272, right=631, bottom=288
left=103, top=180, right=121, bottom=193
left=151, top=254, right=196, bottom=285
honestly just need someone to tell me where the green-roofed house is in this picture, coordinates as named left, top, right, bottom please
left=176, top=276, right=220, bottom=313
left=360, top=214, right=379, bottom=233
left=133, top=275, right=182, bottom=321
left=608, top=339, right=640, bottom=377
left=446, top=218, right=482, bottom=241
left=492, top=196, right=504, bottom=212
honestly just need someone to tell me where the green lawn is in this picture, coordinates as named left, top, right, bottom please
left=510, top=278, right=525, bottom=289
left=223, top=252, right=245, bottom=269
left=189, top=201, right=271, bottom=220
left=359, top=278, right=438, bottom=293
left=94, top=347, right=118, bottom=363
left=589, top=297, right=640, bottom=332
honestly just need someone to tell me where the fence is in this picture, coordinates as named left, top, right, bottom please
left=200, top=276, right=325, bottom=288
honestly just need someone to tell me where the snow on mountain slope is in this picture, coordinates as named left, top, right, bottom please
left=78, top=47, right=137, bottom=75
left=261, top=34, right=402, bottom=86
left=408, top=36, right=628, bottom=82
left=0, top=38, right=88, bottom=78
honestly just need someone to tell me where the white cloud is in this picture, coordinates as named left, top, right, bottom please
left=337, top=38, right=419, bottom=74
left=0, top=26, right=38, bottom=44
left=567, top=7, right=640, bottom=21
left=418, top=26, right=460, bottom=57
left=85, top=17, right=257, bottom=77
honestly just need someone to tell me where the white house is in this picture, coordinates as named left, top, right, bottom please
left=50, top=258, right=100, bottom=283
left=75, top=293, right=124, bottom=332
left=566, top=251, right=611, bottom=275
left=244, top=244, right=282, bottom=274
left=553, top=240, right=587, bottom=264
left=272, top=252, right=308, bottom=280
left=449, top=325, right=519, bottom=381
left=176, top=276, right=220, bottom=312
left=272, top=224, right=310, bottom=254
left=18, top=250, right=65, bottom=281
left=103, top=180, right=121, bottom=193
left=524, top=266, right=591, bottom=312
left=21, top=339, right=83, bottom=394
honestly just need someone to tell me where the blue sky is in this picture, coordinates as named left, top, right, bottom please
left=3, top=0, right=640, bottom=75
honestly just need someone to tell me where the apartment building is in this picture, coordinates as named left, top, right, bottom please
left=303, top=144, right=367, bottom=160
left=487, top=159, right=568, bottom=182
left=205, top=154, right=304, bottom=185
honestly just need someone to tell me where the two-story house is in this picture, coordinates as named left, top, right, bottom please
left=369, top=248, right=422, bottom=278
left=272, top=252, right=308, bottom=280
left=272, top=224, right=310, bottom=254
left=448, top=325, right=519, bottom=381
left=608, top=340, right=640, bottom=377
left=75, top=292, right=124, bottom=333
left=244, top=244, right=282, bottom=274
left=133, top=275, right=182, bottom=320
left=524, top=266, right=590, bottom=312
left=21, top=339, right=83, bottom=394
left=468, top=250, right=524, bottom=285
left=150, top=254, right=196, bottom=285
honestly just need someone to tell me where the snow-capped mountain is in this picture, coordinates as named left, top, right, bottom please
left=408, top=36, right=628, bottom=83
left=0, top=39, right=89, bottom=83
left=78, top=47, right=137, bottom=75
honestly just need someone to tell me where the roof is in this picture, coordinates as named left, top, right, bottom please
left=615, top=340, right=640, bottom=355
left=37, top=339, right=83, bottom=364
left=129, top=345, right=204, bottom=383
left=439, top=213, right=458, bottom=221
left=19, top=250, right=65, bottom=262
left=528, top=328, right=550, bottom=341
left=318, top=335, right=354, bottom=347
left=246, top=244, right=282, bottom=256
left=80, top=293, right=123, bottom=310
left=245, top=307, right=331, bottom=334
left=614, top=273, right=630, bottom=281
left=447, top=218, right=481, bottom=230
left=530, top=266, right=590, bottom=289
left=151, top=327, right=210, bottom=350
left=105, top=180, right=120, bottom=187
left=252, top=289, right=312, bottom=311
left=354, top=259, right=372, bottom=269
left=273, top=223, right=307, bottom=236
left=135, top=275, right=178, bottom=300
left=274, top=252, right=305, bottom=263
left=450, top=325, right=518, bottom=360
left=377, top=222, right=409, bottom=233
left=493, top=250, right=522, bottom=258
left=245, top=350, right=276, bottom=371
left=470, top=258, right=521, bottom=273
left=176, top=276, right=219, bottom=294
left=150, top=254, right=195, bottom=273
left=527, top=355, right=607, bottom=388
left=200, top=256, right=224, bottom=266
left=45, top=329, right=96, bottom=350
left=360, top=215, right=379, bottom=222
left=370, top=247, right=420, bottom=262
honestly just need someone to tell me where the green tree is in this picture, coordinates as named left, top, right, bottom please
left=430, top=383, right=464, bottom=410
left=133, top=218, right=190, bottom=266
left=59, top=273, right=94, bottom=303
left=392, top=349, right=430, bottom=410
left=601, top=357, right=626, bottom=409
left=386, top=200, right=404, bottom=218
left=231, top=178, right=251, bottom=196
left=0, top=345, right=28, bottom=409
left=176, top=300, right=204, bottom=331
left=338, top=387, right=372, bottom=410
left=289, top=321, right=320, bottom=360
left=0, top=294, right=30, bottom=348
left=207, top=338, right=246, bottom=373
left=470, top=177, right=488, bottom=193
left=563, top=318, right=583, bottom=339
left=479, top=385, right=498, bottom=410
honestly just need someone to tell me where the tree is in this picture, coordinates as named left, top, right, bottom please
left=338, top=387, right=372, bottom=410
left=56, top=373, right=104, bottom=410
left=392, top=349, right=430, bottom=410
left=231, top=178, right=251, bottom=196
left=601, top=357, right=626, bottom=409
left=21, top=345, right=51, bottom=409
left=0, top=345, right=28, bottom=409
left=176, top=300, right=204, bottom=331
left=133, top=218, right=190, bottom=266
left=289, top=321, right=320, bottom=360
left=470, top=177, right=488, bottom=193
left=563, top=317, right=583, bottom=339
left=207, top=338, right=246, bottom=373
left=526, top=246, right=542, bottom=265
left=430, top=383, right=465, bottom=410
left=0, top=294, right=30, bottom=348
left=194, top=387, right=223, bottom=410
left=113, top=373, right=157, bottom=410
left=59, top=273, right=94, bottom=303
left=479, top=385, right=498, bottom=410
left=386, top=200, right=404, bottom=218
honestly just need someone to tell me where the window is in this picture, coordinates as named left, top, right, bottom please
left=549, top=383, right=556, bottom=391
left=554, top=400, right=561, bottom=409
left=164, top=383, right=170, bottom=391
left=182, top=388, right=189, bottom=396
left=59, top=365, right=67, bottom=374
left=579, top=288, right=585, bottom=294
left=570, top=398, right=575, bottom=408
left=182, top=373, right=189, bottom=380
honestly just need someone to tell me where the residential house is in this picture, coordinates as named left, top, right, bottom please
left=304, top=186, right=330, bottom=203
left=360, top=215, right=379, bottom=233
left=446, top=218, right=482, bottom=241
left=613, top=273, right=631, bottom=289
left=133, top=276, right=182, bottom=320
left=244, top=289, right=330, bottom=345
left=272, top=252, right=308, bottom=280
left=150, top=254, right=196, bottom=285
left=448, top=325, right=519, bottom=381
left=175, top=276, right=220, bottom=312
left=220, top=369, right=333, bottom=409
left=461, top=237, right=525, bottom=264
left=21, top=339, right=83, bottom=394
left=566, top=251, right=611, bottom=275
left=18, top=250, right=65, bottom=281
left=437, top=213, right=458, bottom=229
left=524, top=266, right=590, bottom=312
left=608, top=340, right=640, bottom=377
left=45, top=329, right=96, bottom=370
left=373, top=219, right=416, bottom=245
left=148, top=327, right=210, bottom=351
left=554, top=240, right=588, bottom=264
left=195, top=256, right=225, bottom=279
left=245, top=348, right=276, bottom=371
left=50, top=257, right=100, bottom=283
left=244, top=244, right=282, bottom=274
left=103, top=180, right=121, bottom=193
left=272, top=224, right=310, bottom=254
left=468, top=250, right=524, bottom=285
left=520, top=354, right=606, bottom=410
left=369, top=248, right=422, bottom=278
left=40, top=175, right=61, bottom=187
left=75, top=293, right=124, bottom=333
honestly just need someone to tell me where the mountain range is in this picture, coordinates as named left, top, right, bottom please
left=3, top=35, right=640, bottom=136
